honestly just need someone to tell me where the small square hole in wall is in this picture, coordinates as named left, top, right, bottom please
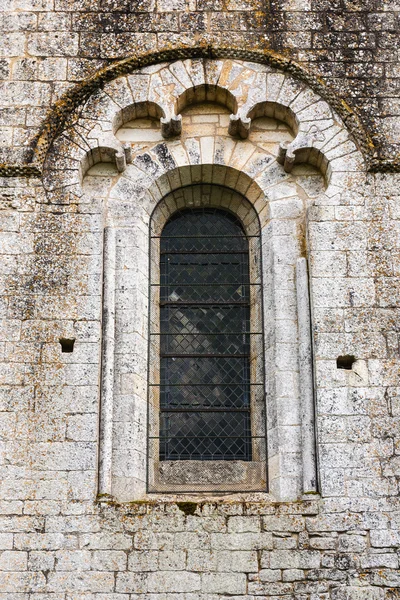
left=59, top=338, right=75, bottom=353
left=337, top=355, right=356, bottom=370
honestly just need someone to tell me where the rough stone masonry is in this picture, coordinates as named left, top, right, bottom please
left=0, top=0, right=399, bottom=598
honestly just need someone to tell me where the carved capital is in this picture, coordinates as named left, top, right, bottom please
left=228, top=114, right=251, bottom=139
left=161, top=114, right=182, bottom=138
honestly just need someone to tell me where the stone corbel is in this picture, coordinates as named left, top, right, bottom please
left=228, top=114, right=251, bottom=139
left=115, top=150, right=126, bottom=172
left=123, top=143, right=132, bottom=164
left=161, top=114, right=182, bottom=138
left=115, top=143, right=133, bottom=172
left=95, top=133, right=129, bottom=173
left=277, top=125, right=325, bottom=172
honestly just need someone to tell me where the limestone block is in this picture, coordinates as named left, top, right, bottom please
left=46, top=571, right=114, bottom=593
left=91, top=550, right=127, bottom=571
left=370, top=529, right=400, bottom=548
left=55, top=549, right=91, bottom=571
left=14, top=533, right=74, bottom=551
left=338, top=534, right=367, bottom=552
left=283, top=568, right=305, bottom=581
left=0, top=571, right=46, bottom=593
left=147, top=571, right=201, bottom=593
left=128, top=550, right=158, bottom=572
left=269, top=549, right=321, bottom=569
left=248, top=580, right=294, bottom=595
left=216, top=550, right=258, bottom=572
left=201, top=572, right=247, bottom=594
left=0, top=550, right=27, bottom=571
left=227, top=517, right=261, bottom=533
left=115, top=572, right=148, bottom=594
left=174, top=531, right=210, bottom=551
left=28, top=550, right=55, bottom=571
left=262, top=516, right=305, bottom=532
left=360, top=553, right=399, bottom=569
left=211, top=533, right=274, bottom=551
left=158, top=550, right=186, bottom=570
left=66, top=414, right=97, bottom=442
left=331, top=587, right=384, bottom=600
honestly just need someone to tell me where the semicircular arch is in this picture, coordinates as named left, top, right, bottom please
left=25, top=46, right=371, bottom=176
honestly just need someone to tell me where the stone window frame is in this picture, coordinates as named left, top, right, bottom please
left=96, top=161, right=322, bottom=503
left=147, top=185, right=267, bottom=494
left=40, top=57, right=365, bottom=501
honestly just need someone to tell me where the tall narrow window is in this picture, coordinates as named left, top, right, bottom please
left=148, top=191, right=267, bottom=493
left=159, top=209, right=252, bottom=461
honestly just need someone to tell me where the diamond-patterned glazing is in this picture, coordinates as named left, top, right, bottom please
left=158, top=208, right=253, bottom=461
left=148, top=201, right=267, bottom=492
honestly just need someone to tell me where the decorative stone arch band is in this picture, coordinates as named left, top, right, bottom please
left=40, top=57, right=366, bottom=502
left=15, top=40, right=400, bottom=180
left=43, top=56, right=365, bottom=202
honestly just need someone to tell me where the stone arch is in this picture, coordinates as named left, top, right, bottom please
left=143, top=165, right=268, bottom=227
left=149, top=182, right=261, bottom=237
left=15, top=47, right=373, bottom=179
left=80, top=144, right=129, bottom=181
left=112, top=101, right=165, bottom=134
left=246, top=101, right=299, bottom=134
left=175, top=84, right=238, bottom=115
left=42, top=57, right=365, bottom=202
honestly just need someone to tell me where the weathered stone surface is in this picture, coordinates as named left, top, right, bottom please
left=0, top=0, right=399, bottom=590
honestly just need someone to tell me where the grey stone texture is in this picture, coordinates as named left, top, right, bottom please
left=0, top=0, right=399, bottom=164
left=0, top=1, right=400, bottom=598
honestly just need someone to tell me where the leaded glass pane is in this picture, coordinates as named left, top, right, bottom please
left=159, top=208, right=252, bottom=461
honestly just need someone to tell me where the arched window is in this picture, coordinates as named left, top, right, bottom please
left=159, top=209, right=252, bottom=462
left=148, top=193, right=267, bottom=493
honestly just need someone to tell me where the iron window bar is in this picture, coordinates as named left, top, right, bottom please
left=157, top=209, right=252, bottom=463
left=148, top=204, right=267, bottom=490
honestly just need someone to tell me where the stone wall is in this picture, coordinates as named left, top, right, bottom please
left=0, top=3, right=399, bottom=600
left=0, top=0, right=399, bottom=165
left=1, top=497, right=399, bottom=596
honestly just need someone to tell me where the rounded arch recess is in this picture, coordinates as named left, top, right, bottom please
left=99, top=148, right=318, bottom=501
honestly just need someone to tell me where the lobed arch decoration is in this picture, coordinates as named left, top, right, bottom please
left=112, top=100, right=166, bottom=134
left=39, top=56, right=368, bottom=501
left=175, top=84, right=238, bottom=116
left=42, top=57, right=364, bottom=198
left=15, top=44, right=374, bottom=177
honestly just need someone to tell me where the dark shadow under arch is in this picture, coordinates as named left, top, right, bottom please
left=176, top=84, right=238, bottom=115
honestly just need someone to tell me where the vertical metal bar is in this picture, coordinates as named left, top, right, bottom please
left=296, top=257, right=318, bottom=494
left=98, top=226, right=116, bottom=496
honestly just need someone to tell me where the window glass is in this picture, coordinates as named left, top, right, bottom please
left=159, top=209, right=252, bottom=461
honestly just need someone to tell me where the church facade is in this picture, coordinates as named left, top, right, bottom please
left=0, top=1, right=399, bottom=597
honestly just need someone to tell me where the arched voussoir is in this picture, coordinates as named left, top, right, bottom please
left=150, top=184, right=261, bottom=240
left=42, top=58, right=368, bottom=207
left=105, top=157, right=269, bottom=231
left=16, top=47, right=373, bottom=179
